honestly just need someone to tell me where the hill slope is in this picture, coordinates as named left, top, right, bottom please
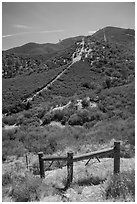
left=2, top=26, right=135, bottom=115
left=5, top=36, right=84, bottom=56
left=92, top=26, right=135, bottom=50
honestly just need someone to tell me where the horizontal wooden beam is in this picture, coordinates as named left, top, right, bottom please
left=42, top=155, right=67, bottom=161
left=41, top=147, right=113, bottom=162
left=73, top=147, right=114, bottom=162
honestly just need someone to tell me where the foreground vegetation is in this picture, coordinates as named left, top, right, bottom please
left=2, top=156, right=135, bottom=202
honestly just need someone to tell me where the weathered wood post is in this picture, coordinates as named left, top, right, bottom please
left=66, top=152, right=73, bottom=189
left=114, top=142, right=120, bottom=174
left=25, top=153, right=29, bottom=170
left=38, top=152, right=45, bottom=178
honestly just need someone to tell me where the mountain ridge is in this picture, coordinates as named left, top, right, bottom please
left=4, top=26, right=135, bottom=55
left=4, top=36, right=84, bottom=56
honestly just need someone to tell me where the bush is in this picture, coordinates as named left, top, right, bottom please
left=2, top=115, right=17, bottom=125
left=12, top=173, right=42, bottom=202
left=31, top=161, right=40, bottom=175
left=52, top=110, right=64, bottom=121
left=120, top=143, right=135, bottom=158
left=16, top=114, right=24, bottom=125
left=102, top=77, right=111, bottom=89
left=68, top=114, right=83, bottom=126
left=42, top=113, right=52, bottom=125
left=47, top=137, right=58, bottom=153
left=83, top=121, right=96, bottom=129
left=23, top=111, right=32, bottom=118
left=89, top=109, right=104, bottom=121
left=34, top=107, right=46, bottom=119
left=77, top=109, right=90, bottom=123
left=81, top=98, right=89, bottom=108
left=2, top=129, right=17, bottom=141
left=23, top=130, right=47, bottom=153
left=82, top=82, right=91, bottom=89
left=2, top=140, right=25, bottom=161
left=2, top=172, right=12, bottom=186
left=76, top=174, right=105, bottom=186
left=90, top=82, right=96, bottom=90
left=105, top=170, right=135, bottom=200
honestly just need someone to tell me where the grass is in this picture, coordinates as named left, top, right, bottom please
left=2, top=139, right=135, bottom=202
left=39, top=158, right=135, bottom=202
left=105, top=169, right=135, bottom=200
left=11, top=173, right=42, bottom=202
left=2, top=113, right=135, bottom=161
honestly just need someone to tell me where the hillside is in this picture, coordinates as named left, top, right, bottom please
left=5, top=36, right=83, bottom=56
left=2, top=27, right=134, bottom=79
left=2, top=27, right=135, bottom=114
left=2, top=26, right=135, bottom=202
left=92, top=26, right=135, bottom=50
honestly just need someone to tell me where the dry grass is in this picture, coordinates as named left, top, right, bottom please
left=39, top=157, right=135, bottom=202
left=2, top=150, right=135, bottom=202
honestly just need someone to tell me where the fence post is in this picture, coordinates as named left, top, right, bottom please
left=25, top=153, right=29, bottom=170
left=66, top=152, right=73, bottom=189
left=114, top=142, right=120, bottom=174
left=38, top=152, right=45, bottom=178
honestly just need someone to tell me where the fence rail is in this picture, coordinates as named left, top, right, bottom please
left=42, top=155, right=67, bottom=161
left=38, top=141, right=120, bottom=189
left=73, top=147, right=114, bottom=162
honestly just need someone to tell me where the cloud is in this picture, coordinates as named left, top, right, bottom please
left=2, top=29, right=64, bottom=38
left=13, top=24, right=32, bottom=29
left=2, top=34, right=14, bottom=38
left=37, top=29, right=64, bottom=34
left=88, top=30, right=96, bottom=35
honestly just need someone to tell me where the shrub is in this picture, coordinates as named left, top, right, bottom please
left=68, top=114, right=83, bottom=126
left=16, top=114, right=24, bottom=125
left=23, top=131, right=47, bottom=153
left=61, top=116, right=68, bottom=125
left=47, top=137, right=58, bottom=153
left=90, top=82, right=96, bottom=90
left=62, top=105, right=76, bottom=118
left=76, top=174, right=105, bottom=186
left=83, top=121, right=96, bottom=129
left=2, top=129, right=17, bottom=141
left=31, top=161, right=40, bottom=175
left=42, top=113, right=52, bottom=125
left=2, top=172, right=12, bottom=186
left=77, top=109, right=90, bottom=123
left=2, top=140, right=25, bottom=161
left=102, top=77, right=111, bottom=89
left=34, top=107, right=46, bottom=118
left=11, top=173, right=42, bottom=202
left=89, top=109, right=104, bottom=121
left=52, top=110, right=64, bottom=121
left=81, top=98, right=89, bottom=108
left=105, top=170, right=135, bottom=200
left=120, top=143, right=135, bottom=158
left=2, top=115, right=17, bottom=125
left=23, top=111, right=32, bottom=118
left=82, top=82, right=91, bottom=89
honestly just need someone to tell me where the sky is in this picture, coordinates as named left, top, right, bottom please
left=2, top=2, right=135, bottom=50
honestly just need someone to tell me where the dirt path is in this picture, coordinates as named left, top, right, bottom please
left=26, top=61, right=75, bottom=103
left=25, top=39, right=84, bottom=103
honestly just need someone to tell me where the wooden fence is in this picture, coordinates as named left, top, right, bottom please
left=38, top=141, right=120, bottom=188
